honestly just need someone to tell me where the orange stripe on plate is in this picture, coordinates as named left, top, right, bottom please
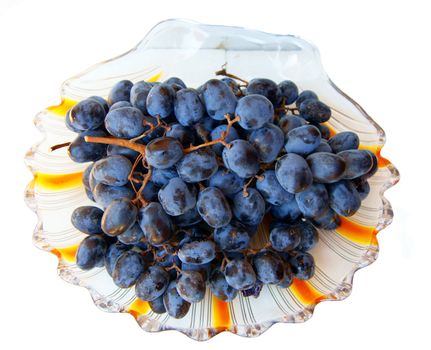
left=47, top=98, right=77, bottom=117
left=290, top=279, right=326, bottom=305
left=128, top=298, right=150, bottom=319
left=212, top=296, right=231, bottom=331
left=51, top=245, right=78, bottom=263
left=35, top=172, right=84, bottom=191
left=336, top=217, right=376, bottom=245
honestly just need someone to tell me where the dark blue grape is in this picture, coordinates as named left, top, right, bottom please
left=65, top=109, right=83, bottom=132
left=275, top=153, right=313, bottom=193
left=361, top=150, right=378, bottom=180
left=130, top=81, right=152, bottom=114
left=196, top=187, right=232, bottom=228
left=222, top=139, right=259, bottom=178
left=299, top=99, right=331, bottom=123
left=221, top=78, right=241, bottom=96
left=76, top=235, right=107, bottom=270
left=178, top=240, right=216, bottom=265
left=112, top=250, right=145, bottom=288
left=158, top=177, right=196, bottom=216
left=270, top=196, right=302, bottom=222
left=278, top=115, right=306, bottom=135
left=107, top=144, right=139, bottom=161
left=68, top=130, right=107, bottom=163
left=163, top=281, right=190, bottom=319
left=165, top=77, right=186, bottom=88
left=109, top=101, right=132, bottom=110
left=135, top=265, right=169, bottom=301
left=172, top=206, right=202, bottom=228
left=278, top=80, right=299, bottom=105
left=174, top=88, right=205, bottom=126
left=207, top=168, right=244, bottom=196
left=270, top=224, right=301, bottom=251
left=91, top=155, right=132, bottom=186
left=246, top=78, right=279, bottom=106
left=328, top=131, right=360, bottom=153
left=295, top=90, right=318, bottom=107
left=338, top=149, right=373, bottom=179
left=209, top=268, right=238, bottom=301
left=311, top=122, right=331, bottom=140
left=235, top=94, right=274, bottom=130
left=71, top=206, right=103, bottom=234
left=256, top=170, right=292, bottom=205
left=352, top=178, right=370, bottom=200
left=289, top=251, right=315, bottom=280
left=249, top=124, right=284, bottom=163
left=224, top=258, right=256, bottom=290
left=176, top=270, right=206, bottom=303
left=285, top=124, right=321, bottom=156
left=88, top=96, right=109, bottom=113
left=146, top=83, right=175, bottom=118
left=214, top=220, right=250, bottom=252
left=148, top=296, right=166, bottom=314
left=311, top=208, right=340, bottom=230
left=117, top=222, right=145, bottom=245
left=108, top=80, right=133, bottom=105
left=69, top=99, right=106, bottom=131
left=145, top=137, right=183, bottom=169
left=138, top=202, right=173, bottom=246
left=277, top=261, right=293, bottom=288
left=201, top=79, right=237, bottom=120
left=210, top=124, right=239, bottom=155
left=327, top=180, right=361, bottom=217
left=296, top=220, right=319, bottom=251
left=93, top=183, right=135, bottom=208
left=181, top=262, right=211, bottom=281
left=232, top=188, right=265, bottom=226
left=165, top=123, right=195, bottom=147
left=295, top=183, right=329, bottom=219
left=104, top=242, right=130, bottom=276
left=82, top=163, right=94, bottom=190
left=253, top=250, right=284, bottom=284
left=314, top=140, right=332, bottom=153
left=306, top=152, right=346, bottom=183
left=101, top=198, right=137, bottom=236
left=177, top=148, right=218, bottom=183
left=105, top=107, right=146, bottom=138
left=150, top=167, right=178, bottom=187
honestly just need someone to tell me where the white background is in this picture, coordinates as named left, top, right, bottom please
left=0, top=0, right=429, bottom=348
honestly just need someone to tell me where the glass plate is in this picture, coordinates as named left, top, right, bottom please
left=24, top=19, right=400, bottom=341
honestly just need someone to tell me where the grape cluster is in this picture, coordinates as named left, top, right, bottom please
left=64, top=73, right=377, bottom=319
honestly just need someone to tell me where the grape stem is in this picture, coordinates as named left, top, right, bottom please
left=84, top=136, right=146, bottom=154
left=215, top=66, right=249, bottom=85
left=130, top=116, right=170, bottom=142
left=50, top=142, right=71, bottom=151
left=135, top=166, right=152, bottom=207
left=242, top=177, right=255, bottom=197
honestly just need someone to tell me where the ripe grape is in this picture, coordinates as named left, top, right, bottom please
left=210, top=124, right=239, bottom=155
left=328, top=131, right=360, bottom=153
left=71, top=206, right=103, bottom=234
left=104, top=242, right=130, bottom=276
left=207, top=168, right=244, bottom=197
left=327, top=180, right=361, bottom=217
left=299, top=99, right=331, bottom=123
left=68, top=130, right=107, bottom=163
left=145, top=137, right=184, bottom=169
left=101, top=198, right=138, bottom=236
left=196, top=187, right=232, bottom=228
left=163, top=281, right=190, bottom=319
left=295, top=90, right=318, bottom=107
left=224, top=258, right=256, bottom=290
left=91, top=155, right=132, bottom=186
left=105, top=107, right=146, bottom=138
left=222, top=139, right=259, bottom=178
left=146, top=83, right=175, bottom=118
left=235, top=94, right=274, bottom=130
left=249, top=123, right=284, bottom=163
left=213, top=220, right=250, bottom=252
left=158, top=177, right=196, bottom=216
left=138, top=202, right=173, bottom=246
left=278, top=115, right=306, bottom=134
left=289, top=251, right=315, bottom=280
left=93, top=183, right=134, bottom=208
left=232, top=188, right=265, bottom=226
left=177, top=240, right=216, bottom=265
left=177, top=148, right=218, bottom=183
left=246, top=78, right=279, bottom=106
left=338, top=149, right=373, bottom=179
left=296, top=220, right=319, bottom=251
left=278, top=80, right=299, bottom=105
left=112, top=250, right=145, bottom=288
left=209, top=268, right=238, bottom=301
left=148, top=296, right=166, bottom=314
left=275, top=153, right=313, bottom=193
left=130, top=81, right=152, bottom=114
left=108, top=80, right=133, bottom=105
left=270, top=198, right=302, bottom=222
left=285, top=124, right=321, bottom=156
left=76, top=235, right=107, bottom=270
left=176, top=270, right=206, bottom=303
left=269, top=223, right=301, bottom=251
left=201, top=79, right=237, bottom=120
left=174, top=88, right=205, bottom=126
left=117, top=222, right=145, bottom=245
left=295, top=183, right=329, bottom=219
left=69, top=99, right=106, bottom=131
left=135, top=265, right=169, bottom=301
left=165, top=123, right=195, bottom=147
left=253, top=250, right=284, bottom=284
left=256, top=170, right=292, bottom=205
left=306, top=152, right=346, bottom=183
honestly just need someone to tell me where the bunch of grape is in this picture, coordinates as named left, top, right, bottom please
left=63, top=73, right=377, bottom=318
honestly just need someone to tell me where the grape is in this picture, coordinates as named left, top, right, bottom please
left=295, top=90, right=318, bottom=107
left=285, top=124, right=321, bottom=156
left=110, top=101, right=132, bottom=110
left=165, top=123, right=195, bottom=147
left=269, top=223, right=301, bottom=251
left=138, top=202, right=173, bottom=246
left=249, top=123, right=284, bottom=163
left=295, top=183, right=329, bottom=219
left=177, top=148, right=218, bottom=183
left=82, top=163, right=94, bottom=190
left=338, top=149, right=373, bottom=179
left=88, top=96, right=109, bottom=113
left=306, top=152, right=346, bottom=183
left=221, top=78, right=241, bottom=96
left=108, top=80, right=133, bottom=105
left=117, top=222, right=145, bottom=245
left=235, top=94, right=274, bottom=130
left=289, top=251, right=315, bottom=280
left=65, top=110, right=83, bottom=132
left=93, top=183, right=134, bottom=208
left=145, top=83, right=175, bottom=118
left=177, top=240, right=216, bottom=265
left=224, top=258, right=256, bottom=290
left=296, top=220, right=319, bottom=251
left=232, top=188, right=265, bottom=226
left=209, top=268, right=238, bottom=301
left=196, top=187, right=232, bottom=228
left=311, top=122, right=331, bottom=140
left=361, top=150, right=378, bottom=180
left=327, top=180, right=361, bottom=217
left=135, top=265, right=169, bottom=301
left=107, top=144, right=139, bottom=161
left=172, top=206, right=202, bottom=227
left=150, top=167, right=178, bottom=187
left=101, top=198, right=138, bottom=236
left=112, top=250, right=145, bottom=288
left=71, top=206, right=103, bottom=234
left=278, top=115, right=306, bottom=134
left=328, top=131, right=359, bottom=153
left=158, top=177, right=196, bottom=216
left=256, top=170, right=292, bottom=206
left=314, top=140, right=332, bottom=153
left=277, top=260, right=293, bottom=288
left=148, top=296, right=166, bottom=314
left=201, top=79, right=238, bottom=121
left=174, top=88, right=205, bottom=126
left=352, top=178, right=370, bottom=200
left=69, top=99, right=105, bottom=131
left=270, top=198, right=302, bottom=222
left=91, top=155, right=132, bottom=186
left=207, top=168, right=244, bottom=196
left=311, top=208, right=340, bottom=230
left=278, top=80, right=299, bottom=105
left=163, top=281, right=190, bottom=319
left=222, top=139, right=259, bottom=178
left=176, top=270, right=206, bottom=303
left=165, top=77, right=186, bottom=88
left=68, top=130, right=107, bottom=163
left=275, top=153, right=313, bottom=193
left=210, top=124, right=239, bottom=155
left=76, top=235, right=107, bottom=270
left=253, top=250, right=284, bottom=284
left=104, top=242, right=130, bottom=276
left=299, top=99, right=331, bottom=123
left=130, top=81, right=152, bottom=114
left=145, top=137, right=184, bottom=169
left=213, top=220, right=250, bottom=252
left=246, top=78, right=279, bottom=106
left=105, top=107, right=146, bottom=138
left=181, top=262, right=211, bottom=281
